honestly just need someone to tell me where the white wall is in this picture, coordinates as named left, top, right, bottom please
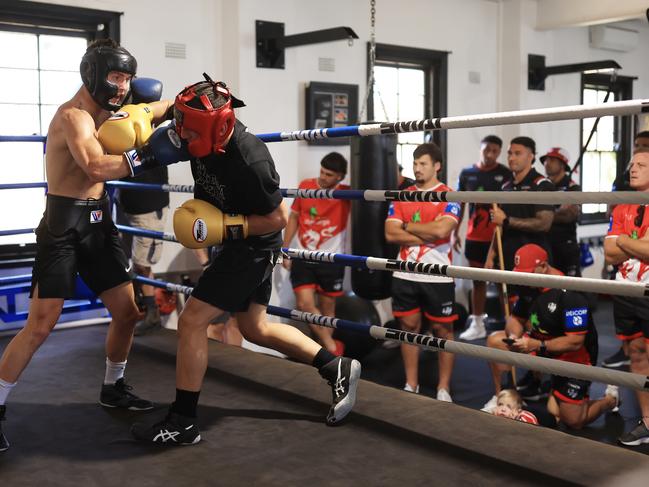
left=23, top=0, right=649, bottom=282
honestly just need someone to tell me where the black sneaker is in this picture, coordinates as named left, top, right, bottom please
left=131, top=411, right=201, bottom=446
left=0, top=405, right=8, bottom=452
left=518, top=379, right=545, bottom=401
left=619, top=420, right=649, bottom=446
left=100, top=378, right=154, bottom=411
left=318, top=356, right=361, bottom=425
left=516, top=370, right=535, bottom=391
left=602, top=347, right=630, bottom=369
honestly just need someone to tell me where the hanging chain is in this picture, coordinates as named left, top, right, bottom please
left=358, top=0, right=389, bottom=123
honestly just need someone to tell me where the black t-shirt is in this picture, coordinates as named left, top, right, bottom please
left=457, top=162, right=512, bottom=241
left=118, top=166, right=169, bottom=214
left=501, top=167, right=555, bottom=248
left=549, top=174, right=580, bottom=244
left=512, top=286, right=597, bottom=365
left=191, top=120, right=283, bottom=250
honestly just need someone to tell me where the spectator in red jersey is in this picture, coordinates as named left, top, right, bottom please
left=282, top=153, right=351, bottom=355
left=605, top=151, right=649, bottom=446
left=385, top=143, right=461, bottom=402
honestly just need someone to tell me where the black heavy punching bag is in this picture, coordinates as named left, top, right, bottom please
left=351, top=130, right=398, bottom=300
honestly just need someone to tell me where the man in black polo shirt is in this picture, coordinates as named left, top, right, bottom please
left=489, top=136, right=555, bottom=271
left=484, top=244, right=618, bottom=429
left=130, top=76, right=361, bottom=446
left=541, top=147, right=581, bottom=277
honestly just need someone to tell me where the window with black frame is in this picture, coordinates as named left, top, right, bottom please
left=0, top=0, right=120, bottom=263
left=368, top=44, right=448, bottom=182
left=579, top=73, right=634, bottom=224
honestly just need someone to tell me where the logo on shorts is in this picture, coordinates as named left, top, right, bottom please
left=193, top=218, right=207, bottom=242
left=495, top=175, right=503, bottom=182
left=547, top=302, right=556, bottom=313
left=90, top=210, right=103, bottom=223
left=333, top=282, right=342, bottom=291
left=441, top=306, right=453, bottom=316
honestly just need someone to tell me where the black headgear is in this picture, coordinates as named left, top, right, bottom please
left=80, top=45, right=137, bottom=111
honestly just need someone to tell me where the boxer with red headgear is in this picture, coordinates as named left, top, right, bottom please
left=173, top=74, right=238, bottom=157
left=131, top=74, right=361, bottom=446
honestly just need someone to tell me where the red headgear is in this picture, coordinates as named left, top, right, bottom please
left=174, top=76, right=235, bottom=158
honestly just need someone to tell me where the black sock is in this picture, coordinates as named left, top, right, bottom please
left=312, top=348, right=337, bottom=370
left=171, top=389, right=200, bottom=418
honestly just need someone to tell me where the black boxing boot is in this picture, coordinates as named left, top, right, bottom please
left=100, top=378, right=154, bottom=411
left=131, top=408, right=201, bottom=446
left=318, top=357, right=361, bottom=425
left=0, top=405, right=9, bottom=452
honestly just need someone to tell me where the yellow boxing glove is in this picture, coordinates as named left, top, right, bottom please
left=173, top=199, right=248, bottom=249
left=97, top=103, right=154, bottom=155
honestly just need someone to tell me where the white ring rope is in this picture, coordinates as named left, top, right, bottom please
left=133, top=275, right=649, bottom=393
left=284, top=248, right=649, bottom=299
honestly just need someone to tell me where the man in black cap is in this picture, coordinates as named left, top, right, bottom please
left=541, top=147, right=581, bottom=277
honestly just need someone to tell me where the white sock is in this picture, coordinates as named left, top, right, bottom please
left=473, top=314, right=484, bottom=326
left=0, top=378, right=16, bottom=405
left=104, top=358, right=127, bottom=385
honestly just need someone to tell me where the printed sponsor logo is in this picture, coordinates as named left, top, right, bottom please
left=167, top=128, right=183, bottom=148
left=446, top=203, right=460, bottom=216
left=193, top=218, right=207, bottom=242
left=565, top=307, right=587, bottom=328
left=108, top=111, right=129, bottom=121
left=90, top=210, right=103, bottom=223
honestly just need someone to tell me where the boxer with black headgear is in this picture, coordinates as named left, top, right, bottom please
left=130, top=74, right=361, bottom=446
left=0, top=38, right=176, bottom=453
left=80, top=43, right=137, bottom=111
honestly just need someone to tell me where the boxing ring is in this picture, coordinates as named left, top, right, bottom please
left=3, top=99, right=649, bottom=483
left=1, top=322, right=648, bottom=485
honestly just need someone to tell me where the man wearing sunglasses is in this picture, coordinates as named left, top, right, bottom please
left=605, top=151, right=649, bottom=446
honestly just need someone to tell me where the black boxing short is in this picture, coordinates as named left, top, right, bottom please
left=391, top=277, right=457, bottom=324
left=191, top=244, right=280, bottom=313
left=30, top=192, right=131, bottom=299
left=551, top=376, right=590, bottom=404
left=612, top=295, right=649, bottom=341
left=464, top=239, right=491, bottom=266
left=289, top=259, right=345, bottom=297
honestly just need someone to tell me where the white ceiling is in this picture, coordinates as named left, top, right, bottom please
left=535, top=0, right=647, bottom=30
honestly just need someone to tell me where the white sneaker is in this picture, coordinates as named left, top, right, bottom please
left=436, top=388, right=452, bottom=402
left=403, top=383, right=420, bottom=394
left=459, top=314, right=487, bottom=341
left=605, top=384, right=620, bottom=413
left=481, top=394, right=498, bottom=413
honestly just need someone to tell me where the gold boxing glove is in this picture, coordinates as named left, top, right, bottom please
left=173, top=199, right=248, bottom=249
left=97, top=103, right=154, bottom=155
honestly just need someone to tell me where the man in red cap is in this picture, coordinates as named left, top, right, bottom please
left=541, top=148, right=581, bottom=277
left=483, top=244, right=618, bottom=429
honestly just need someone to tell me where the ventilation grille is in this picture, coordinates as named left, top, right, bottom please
left=165, top=42, right=186, bottom=59
left=318, top=57, right=335, bottom=72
